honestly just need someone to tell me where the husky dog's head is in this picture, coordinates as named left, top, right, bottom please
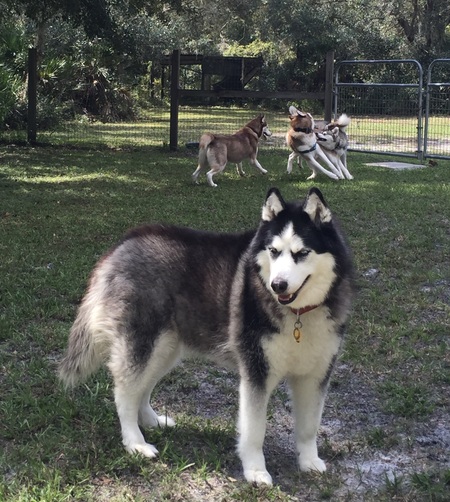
left=261, top=115, right=272, bottom=140
left=256, top=187, right=345, bottom=310
left=316, top=127, right=340, bottom=150
left=288, top=106, right=315, bottom=132
left=247, top=115, right=272, bottom=140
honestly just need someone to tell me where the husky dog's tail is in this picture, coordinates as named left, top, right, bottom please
left=59, top=290, right=109, bottom=388
left=336, top=114, right=351, bottom=130
left=192, top=133, right=215, bottom=183
left=198, top=133, right=214, bottom=166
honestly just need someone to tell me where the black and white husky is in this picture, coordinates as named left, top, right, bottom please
left=59, top=187, right=354, bottom=486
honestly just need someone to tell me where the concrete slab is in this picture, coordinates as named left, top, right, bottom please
left=365, top=162, right=426, bottom=170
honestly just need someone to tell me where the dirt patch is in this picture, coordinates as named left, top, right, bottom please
left=144, top=358, right=449, bottom=500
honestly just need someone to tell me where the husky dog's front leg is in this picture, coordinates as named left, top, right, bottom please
left=249, top=156, right=268, bottom=175
left=237, top=378, right=272, bottom=485
left=288, top=375, right=327, bottom=473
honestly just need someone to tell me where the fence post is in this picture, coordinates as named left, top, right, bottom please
left=27, top=47, right=37, bottom=145
left=169, top=49, right=180, bottom=151
left=324, top=50, right=334, bottom=122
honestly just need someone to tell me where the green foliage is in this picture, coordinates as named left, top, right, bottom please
left=0, top=66, right=21, bottom=126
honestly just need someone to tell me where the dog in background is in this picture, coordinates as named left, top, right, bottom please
left=316, top=114, right=353, bottom=180
left=192, top=115, right=272, bottom=187
left=286, top=106, right=343, bottom=180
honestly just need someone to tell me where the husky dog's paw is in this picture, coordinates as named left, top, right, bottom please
left=126, top=442, right=159, bottom=459
left=244, top=469, right=273, bottom=486
left=299, top=456, right=327, bottom=473
left=261, top=169, right=268, bottom=175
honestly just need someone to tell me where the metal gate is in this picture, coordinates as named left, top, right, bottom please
left=334, top=59, right=450, bottom=160
left=424, top=59, right=450, bottom=159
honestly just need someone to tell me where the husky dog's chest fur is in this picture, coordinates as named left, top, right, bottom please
left=261, top=307, right=341, bottom=380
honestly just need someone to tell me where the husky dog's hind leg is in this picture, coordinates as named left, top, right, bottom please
left=110, top=332, right=180, bottom=458
left=236, top=162, right=246, bottom=176
left=193, top=133, right=222, bottom=186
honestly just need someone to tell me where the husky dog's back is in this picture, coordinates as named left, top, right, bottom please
left=59, top=187, right=354, bottom=485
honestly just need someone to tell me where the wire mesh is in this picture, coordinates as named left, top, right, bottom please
left=424, top=60, right=450, bottom=159
left=336, top=85, right=422, bottom=157
left=178, top=101, right=291, bottom=150
left=38, top=106, right=171, bottom=149
left=3, top=59, right=448, bottom=160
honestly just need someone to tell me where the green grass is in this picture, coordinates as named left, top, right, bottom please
left=1, top=143, right=449, bottom=501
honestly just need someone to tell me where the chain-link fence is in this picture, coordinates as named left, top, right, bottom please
left=2, top=58, right=449, bottom=160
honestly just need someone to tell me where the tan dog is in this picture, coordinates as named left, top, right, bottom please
left=286, top=106, right=344, bottom=180
left=192, top=115, right=272, bottom=187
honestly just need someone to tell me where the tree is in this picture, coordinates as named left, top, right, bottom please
left=388, top=0, right=450, bottom=59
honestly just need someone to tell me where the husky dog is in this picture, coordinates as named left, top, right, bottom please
left=59, top=187, right=354, bottom=486
left=316, top=114, right=353, bottom=180
left=286, top=106, right=344, bottom=180
left=192, top=115, right=272, bottom=187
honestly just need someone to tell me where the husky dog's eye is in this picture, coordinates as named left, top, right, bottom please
left=293, top=249, right=310, bottom=260
left=268, top=247, right=280, bottom=257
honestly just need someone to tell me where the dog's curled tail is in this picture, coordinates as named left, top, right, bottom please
left=337, top=114, right=351, bottom=129
left=58, top=299, right=107, bottom=388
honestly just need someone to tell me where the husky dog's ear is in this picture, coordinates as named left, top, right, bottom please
left=289, top=106, right=306, bottom=117
left=262, top=188, right=286, bottom=221
left=303, top=187, right=332, bottom=225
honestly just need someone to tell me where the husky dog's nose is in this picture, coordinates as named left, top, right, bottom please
left=271, top=279, right=288, bottom=294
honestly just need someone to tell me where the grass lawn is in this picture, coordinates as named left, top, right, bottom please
left=0, top=144, right=449, bottom=501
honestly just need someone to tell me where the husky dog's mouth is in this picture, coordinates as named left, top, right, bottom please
left=262, top=128, right=272, bottom=140
left=276, top=275, right=310, bottom=305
